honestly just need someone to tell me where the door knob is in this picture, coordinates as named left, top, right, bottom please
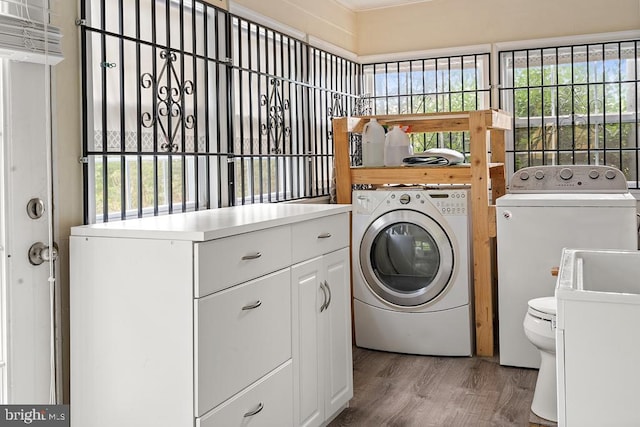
left=28, top=242, right=58, bottom=265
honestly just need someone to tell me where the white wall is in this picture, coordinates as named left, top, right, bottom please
left=232, top=0, right=358, bottom=52
left=355, top=0, right=640, bottom=55
left=51, top=0, right=82, bottom=404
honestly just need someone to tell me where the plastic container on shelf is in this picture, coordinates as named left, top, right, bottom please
left=362, top=118, right=385, bottom=167
left=384, top=126, right=413, bottom=167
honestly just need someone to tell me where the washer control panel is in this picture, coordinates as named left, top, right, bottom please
left=428, top=190, right=468, bottom=216
left=382, top=189, right=469, bottom=216
left=509, top=165, right=628, bottom=193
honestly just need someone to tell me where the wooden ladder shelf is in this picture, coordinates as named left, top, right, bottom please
left=332, top=109, right=512, bottom=357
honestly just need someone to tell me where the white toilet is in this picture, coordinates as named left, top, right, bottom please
left=523, top=296, right=557, bottom=422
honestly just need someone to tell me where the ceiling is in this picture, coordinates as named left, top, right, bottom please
left=335, top=0, right=433, bottom=12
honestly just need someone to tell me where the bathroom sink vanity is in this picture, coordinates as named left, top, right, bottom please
left=70, top=203, right=353, bottom=427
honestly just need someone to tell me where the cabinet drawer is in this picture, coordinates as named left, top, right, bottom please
left=196, top=361, right=293, bottom=427
left=195, top=268, right=292, bottom=416
left=291, top=213, right=349, bottom=264
left=195, top=225, right=291, bottom=297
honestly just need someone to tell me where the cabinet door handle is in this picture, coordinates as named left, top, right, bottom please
left=324, top=280, right=332, bottom=310
left=317, top=232, right=332, bottom=239
left=242, top=300, right=262, bottom=310
left=243, top=402, right=264, bottom=417
left=241, top=252, right=262, bottom=260
left=319, top=282, right=328, bottom=312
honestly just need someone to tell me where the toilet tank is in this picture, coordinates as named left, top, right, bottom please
left=555, top=248, right=640, bottom=427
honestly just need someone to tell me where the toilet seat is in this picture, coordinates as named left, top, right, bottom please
left=527, top=297, right=556, bottom=321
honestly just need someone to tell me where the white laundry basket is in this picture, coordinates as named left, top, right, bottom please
left=556, top=248, right=640, bottom=427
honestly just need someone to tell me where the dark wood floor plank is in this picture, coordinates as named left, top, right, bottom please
left=330, top=347, right=539, bottom=427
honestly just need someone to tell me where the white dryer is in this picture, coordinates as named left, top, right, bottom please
left=352, top=187, right=473, bottom=356
left=497, top=165, right=638, bottom=369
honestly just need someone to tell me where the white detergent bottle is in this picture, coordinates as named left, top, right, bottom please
left=361, top=118, right=385, bottom=167
left=384, top=126, right=413, bottom=166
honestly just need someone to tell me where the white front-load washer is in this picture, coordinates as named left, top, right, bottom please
left=352, top=187, right=473, bottom=356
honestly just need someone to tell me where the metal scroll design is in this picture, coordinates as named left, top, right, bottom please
left=352, top=94, right=372, bottom=116
left=261, top=79, right=290, bottom=154
left=140, top=50, right=195, bottom=152
left=327, top=94, right=345, bottom=140
left=328, top=93, right=372, bottom=119
left=349, top=94, right=373, bottom=167
left=328, top=94, right=345, bottom=119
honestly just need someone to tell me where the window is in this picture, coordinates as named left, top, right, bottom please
left=361, top=53, right=491, bottom=155
left=229, top=18, right=358, bottom=203
left=82, top=0, right=230, bottom=223
left=81, top=0, right=359, bottom=222
left=500, top=40, right=640, bottom=189
left=230, top=17, right=304, bottom=203
left=308, top=46, right=360, bottom=195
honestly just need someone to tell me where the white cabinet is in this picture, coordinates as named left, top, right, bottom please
left=197, top=362, right=294, bottom=427
left=291, top=217, right=353, bottom=427
left=70, top=204, right=351, bottom=427
left=322, top=249, right=353, bottom=418
left=195, top=268, right=292, bottom=415
left=292, top=257, right=324, bottom=427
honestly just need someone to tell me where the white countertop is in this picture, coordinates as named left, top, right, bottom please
left=71, top=203, right=352, bottom=241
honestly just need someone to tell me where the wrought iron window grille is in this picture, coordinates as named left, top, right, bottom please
left=260, top=78, right=290, bottom=154
left=80, top=0, right=360, bottom=222
left=361, top=54, right=492, bottom=155
left=352, top=93, right=372, bottom=116
left=140, top=49, right=196, bottom=153
left=499, top=40, right=640, bottom=189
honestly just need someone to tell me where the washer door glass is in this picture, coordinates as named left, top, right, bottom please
left=360, top=210, right=454, bottom=307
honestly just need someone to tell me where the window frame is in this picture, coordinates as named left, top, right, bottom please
left=497, top=31, right=640, bottom=191
left=361, top=51, right=492, bottom=156
left=80, top=0, right=360, bottom=223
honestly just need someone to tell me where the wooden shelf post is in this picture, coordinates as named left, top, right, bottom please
left=332, top=109, right=511, bottom=357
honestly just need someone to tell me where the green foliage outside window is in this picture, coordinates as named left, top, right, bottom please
left=507, top=51, right=636, bottom=178
left=94, top=158, right=185, bottom=218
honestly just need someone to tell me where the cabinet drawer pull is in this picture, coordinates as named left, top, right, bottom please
left=324, top=280, right=332, bottom=310
left=241, top=252, right=262, bottom=260
left=241, top=300, right=262, bottom=310
left=317, top=232, right=332, bottom=239
left=243, top=402, right=264, bottom=417
left=319, top=282, right=328, bottom=312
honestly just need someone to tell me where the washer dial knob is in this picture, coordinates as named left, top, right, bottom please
left=519, top=171, right=530, bottom=181
left=588, top=169, right=600, bottom=179
left=605, top=170, right=617, bottom=180
left=399, top=194, right=411, bottom=204
left=534, top=170, right=545, bottom=180
left=559, top=167, right=573, bottom=180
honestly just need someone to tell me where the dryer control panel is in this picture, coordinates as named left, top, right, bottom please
left=509, top=165, right=628, bottom=193
left=353, top=188, right=470, bottom=216
left=386, top=189, right=469, bottom=216
left=425, top=190, right=469, bottom=216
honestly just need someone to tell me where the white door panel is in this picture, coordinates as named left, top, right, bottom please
left=0, top=59, right=55, bottom=403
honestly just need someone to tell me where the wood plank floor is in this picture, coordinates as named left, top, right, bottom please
left=329, top=346, right=543, bottom=427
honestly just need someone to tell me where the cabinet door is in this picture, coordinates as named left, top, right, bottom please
left=291, top=257, right=324, bottom=427
left=322, top=247, right=353, bottom=418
